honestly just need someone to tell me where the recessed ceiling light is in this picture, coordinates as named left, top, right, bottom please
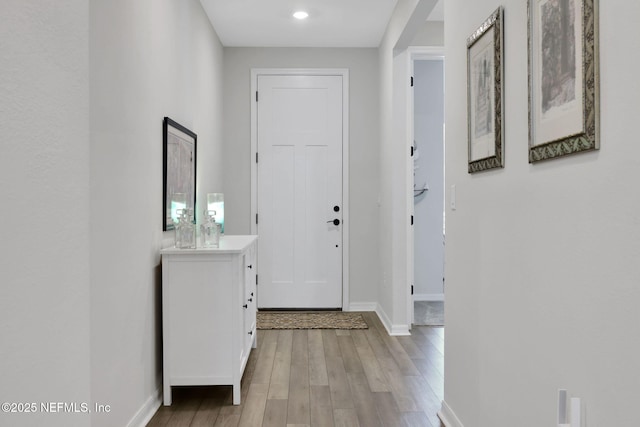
left=293, top=11, right=309, bottom=20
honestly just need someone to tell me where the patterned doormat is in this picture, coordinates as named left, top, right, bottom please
left=257, top=312, right=368, bottom=330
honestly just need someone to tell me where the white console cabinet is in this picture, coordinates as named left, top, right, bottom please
left=160, top=235, right=257, bottom=405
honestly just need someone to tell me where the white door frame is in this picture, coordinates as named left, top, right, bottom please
left=406, top=48, right=445, bottom=326
left=250, top=68, right=350, bottom=310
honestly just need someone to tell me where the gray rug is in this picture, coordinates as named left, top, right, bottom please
left=414, top=301, right=444, bottom=326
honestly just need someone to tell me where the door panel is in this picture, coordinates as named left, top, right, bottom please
left=257, top=75, right=342, bottom=309
left=304, top=145, right=328, bottom=283
left=271, top=145, right=295, bottom=283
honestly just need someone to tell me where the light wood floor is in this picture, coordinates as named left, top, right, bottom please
left=147, top=312, right=444, bottom=427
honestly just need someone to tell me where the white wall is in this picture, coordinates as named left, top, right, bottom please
left=443, top=1, right=640, bottom=425
left=0, top=1, right=91, bottom=426
left=411, top=21, right=445, bottom=47
left=378, top=0, right=416, bottom=332
left=90, top=0, right=223, bottom=426
left=378, top=0, right=438, bottom=333
left=413, top=59, right=445, bottom=299
left=222, top=47, right=380, bottom=306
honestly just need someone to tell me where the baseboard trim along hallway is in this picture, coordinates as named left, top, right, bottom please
left=127, top=388, right=161, bottom=427
left=438, top=400, right=464, bottom=427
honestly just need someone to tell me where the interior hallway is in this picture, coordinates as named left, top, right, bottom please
left=147, top=312, right=444, bottom=426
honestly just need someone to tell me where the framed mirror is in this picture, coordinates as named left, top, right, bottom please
left=163, top=117, right=197, bottom=231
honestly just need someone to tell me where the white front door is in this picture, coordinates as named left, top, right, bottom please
left=257, top=74, right=343, bottom=309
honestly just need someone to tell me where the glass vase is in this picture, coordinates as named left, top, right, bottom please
left=206, top=193, right=224, bottom=234
left=175, top=208, right=196, bottom=249
left=200, top=209, right=220, bottom=248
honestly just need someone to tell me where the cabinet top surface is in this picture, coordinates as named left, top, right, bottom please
left=160, top=235, right=257, bottom=255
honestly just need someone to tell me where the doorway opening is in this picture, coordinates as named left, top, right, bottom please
left=409, top=49, right=445, bottom=326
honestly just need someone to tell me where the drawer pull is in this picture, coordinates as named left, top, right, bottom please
left=248, top=298, right=253, bottom=302
left=243, top=304, right=248, bottom=309
left=248, top=331, right=253, bottom=335
left=247, top=265, right=253, bottom=269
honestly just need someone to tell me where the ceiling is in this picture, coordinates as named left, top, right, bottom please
left=200, top=0, right=444, bottom=48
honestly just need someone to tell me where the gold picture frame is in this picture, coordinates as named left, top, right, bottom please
left=467, top=7, right=504, bottom=173
left=528, top=0, right=599, bottom=162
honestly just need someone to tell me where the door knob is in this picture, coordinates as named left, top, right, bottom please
left=327, top=219, right=340, bottom=226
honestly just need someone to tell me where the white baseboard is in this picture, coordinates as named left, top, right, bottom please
left=438, top=400, right=464, bottom=427
left=391, top=324, right=411, bottom=336
left=127, top=388, right=162, bottom=427
left=414, top=293, right=445, bottom=302
left=347, top=302, right=378, bottom=312
left=375, top=305, right=410, bottom=336
left=347, top=302, right=411, bottom=336
left=375, top=305, right=392, bottom=334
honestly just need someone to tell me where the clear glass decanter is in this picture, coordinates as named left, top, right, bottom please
left=175, top=208, right=196, bottom=249
left=200, top=209, right=220, bottom=248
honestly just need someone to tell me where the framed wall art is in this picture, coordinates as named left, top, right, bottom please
left=467, top=7, right=504, bottom=173
left=163, top=117, right=197, bottom=231
left=528, top=0, right=599, bottom=162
